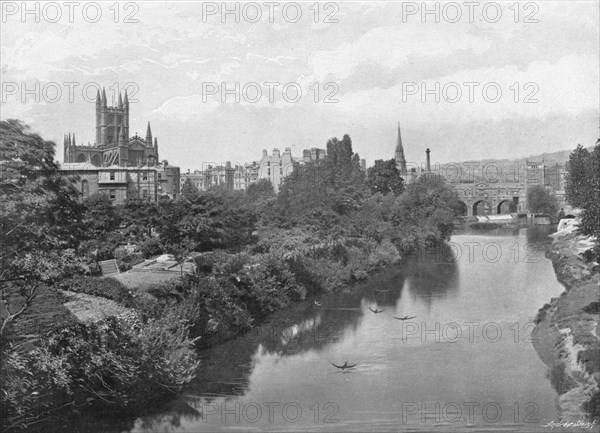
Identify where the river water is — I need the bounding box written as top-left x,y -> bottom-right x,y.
121,226 -> 566,432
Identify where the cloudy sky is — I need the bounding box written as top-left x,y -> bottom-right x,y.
1,1 -> 598,171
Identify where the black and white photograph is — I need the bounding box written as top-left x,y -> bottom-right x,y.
1,1 -> 599,432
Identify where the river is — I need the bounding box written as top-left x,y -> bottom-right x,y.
110,226 -> 567,432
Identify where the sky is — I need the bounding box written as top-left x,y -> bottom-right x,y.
1,1 -> 599,172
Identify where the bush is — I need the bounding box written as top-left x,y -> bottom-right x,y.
58,276 -> 134,307
583,391 -> 600,421
582,301 -> 600,315
240,253 -> 302,314
139,238 -> 163,259
548,362 -> 577,395
535,302 -> 552,325
0,314 -> 199,430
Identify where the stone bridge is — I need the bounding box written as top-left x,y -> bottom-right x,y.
451,181 -> 528,217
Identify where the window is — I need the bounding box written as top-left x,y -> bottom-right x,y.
142,189 -> 148,198
158,173 -> 162,179
268,169 -> 270,176
110,172 -> 115,180
143,173 -> 148,181
280,168 -> 283,175
109,190 -> 116,200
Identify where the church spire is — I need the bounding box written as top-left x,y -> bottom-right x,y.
145,122 -> 153,145
395,122 -> 407,176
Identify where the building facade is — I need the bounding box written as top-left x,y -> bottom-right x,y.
181,162 -> 259,192
181,147 -> 327,194
62,163 -> 159,205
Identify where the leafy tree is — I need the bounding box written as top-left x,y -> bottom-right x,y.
565,144 -> 591,207
0,119 -> 85,338
277,134 -> 366,220
391,175 -> 460,249
158,194 -> 257,253
181,177 -> 200,199
527,185 -> 558,216
367,159 -> 404,195
574,142 -> 600,261
83,193 -> 121,238
120,198 -> 160,240
277,161 -> 329,221
321,135 -> 366,214
246,178 -> 274,200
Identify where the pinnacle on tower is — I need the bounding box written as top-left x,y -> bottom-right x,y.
123,89 -> 129,107
101,87 -> 107,106
118,92 -> 123,109
96,89 -> 101,106
395,122 -> 407,176
72,133 -> 76,146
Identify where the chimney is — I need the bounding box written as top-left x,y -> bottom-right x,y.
273,148 -> 280,158
426,148 -> 431,172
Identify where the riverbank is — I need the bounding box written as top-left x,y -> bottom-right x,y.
533,219 -> 600,421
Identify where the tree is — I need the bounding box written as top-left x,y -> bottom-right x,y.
573,142 -> 600,261
120,198 -> 160,240
0,120 -> 85,338
83,193 -> 122,238
527,185 -> 558,216
367,159 -> 404,195
277,134 -> 367,220
246,179 -> 274,200
565,144 -> 591,207
391,175 -> 460,249
181,177 -> 200,199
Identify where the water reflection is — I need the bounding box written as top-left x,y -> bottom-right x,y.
401,244 -> 460,309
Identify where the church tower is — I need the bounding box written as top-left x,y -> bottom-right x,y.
394,122 -> 407,177
95,87 -> 129,147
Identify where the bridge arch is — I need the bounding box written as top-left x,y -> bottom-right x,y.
473,200 -> 492,216
456,200 -> 468,216
497,199 -> 517,214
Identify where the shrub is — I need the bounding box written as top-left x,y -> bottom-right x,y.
241,253 -> 302,314
139,238 -> 163,259
535,302 -> 552,325
548,362 -> 577,395
0,314 -> 198,430
583,391 -> 600,421
58,276 -> 134,307
582,301 -> 600,315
